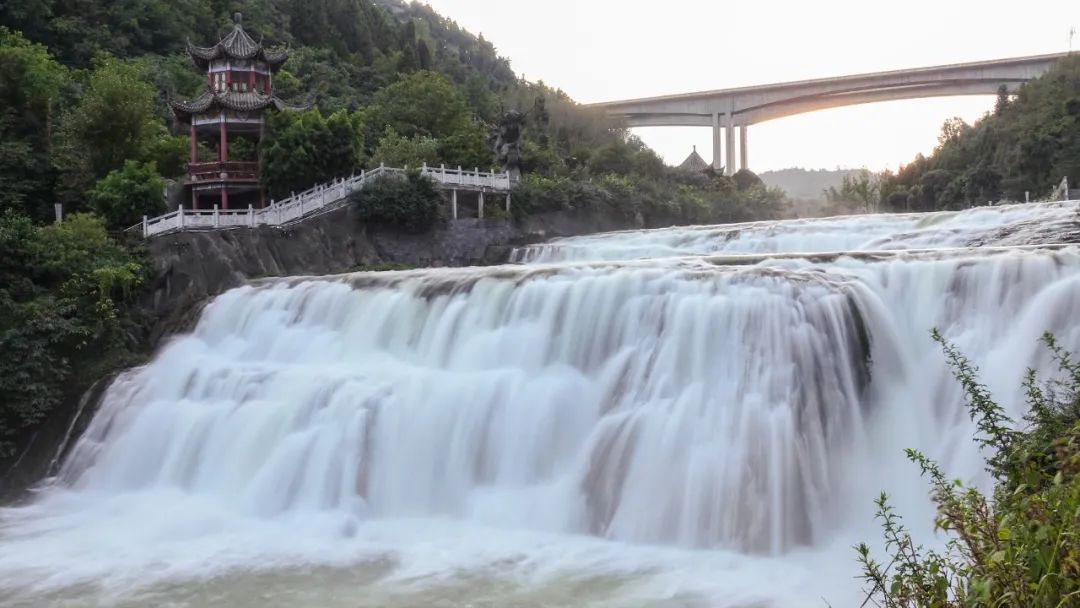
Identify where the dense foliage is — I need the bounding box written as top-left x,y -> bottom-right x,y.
878,57 -> 1080,211
351,171 -> 440,233
858,332 -> 1080,607
261,109 -> 365,200
0,213 -> 145,458
2,0 -> 789,228
89,161 -> 166,228
513,166 -> 785,226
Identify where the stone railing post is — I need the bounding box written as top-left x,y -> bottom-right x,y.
213,204 -> 220,227
178,205 -> 185,231
142,215 -> 148,238
248,204 -> 254,227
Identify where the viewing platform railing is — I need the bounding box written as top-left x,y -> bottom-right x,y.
187,161 -> 260,183
140,164 -> 514,238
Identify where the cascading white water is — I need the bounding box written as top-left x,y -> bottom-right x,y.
2,202 -> 1079,607
511,200 -> 1080,262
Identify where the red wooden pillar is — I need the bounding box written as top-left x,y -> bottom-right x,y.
219,113 -> 229,210
192,190 -> 199,210
258,118 -> 266,208
248,70 -> 255,92
189,124 -> 197,164
219,116 -> 227,162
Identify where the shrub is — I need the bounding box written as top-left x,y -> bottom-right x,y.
369,127 -> 440,168
0,212 -> 145,459
857,331 -> 1080,608
88,160 -> 165,229
352,171 -> 440,233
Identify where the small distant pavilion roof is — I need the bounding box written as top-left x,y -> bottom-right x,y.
170,89 -> 312,122
678,146 -> 710,172
187,14 -> 290,71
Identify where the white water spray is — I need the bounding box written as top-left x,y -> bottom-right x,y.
2,203 -> 1079,607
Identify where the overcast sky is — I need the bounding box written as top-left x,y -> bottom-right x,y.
422,0 -> 1077,172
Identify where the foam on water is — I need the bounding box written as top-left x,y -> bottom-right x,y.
1,203 -> 1079,607
511,200 -> 1080,262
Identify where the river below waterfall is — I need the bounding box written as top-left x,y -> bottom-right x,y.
2,202 -> 1079,607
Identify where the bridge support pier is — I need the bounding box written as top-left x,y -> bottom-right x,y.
478,191 -> 484,219
724,114 -> 736,176
739,126 -> 748,172
711,113 -> 722,172
451,189 -> 458,220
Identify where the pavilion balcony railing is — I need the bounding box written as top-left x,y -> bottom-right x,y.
139,163 -> 516,238
187,161 -> 260,183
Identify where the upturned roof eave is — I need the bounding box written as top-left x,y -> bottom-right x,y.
169,90 -> 313,121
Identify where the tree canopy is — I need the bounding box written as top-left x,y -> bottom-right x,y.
880,57 -> 1080,211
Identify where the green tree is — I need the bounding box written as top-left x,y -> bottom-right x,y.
0,212 -> 144,459
0,28 -> 66,220
366,70 -> 473,140
352,171 -> 440,233
825,169 -> 880,213
880,57 -> 1080,210
88,160 -> 165,229
437,123 -> 492,169
370,127 -> 440,168
937,117 -> 969,148
55,55 -> 164,206
262,108 -> 364,199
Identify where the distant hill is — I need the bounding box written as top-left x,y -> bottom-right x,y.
759,168 -> 864,200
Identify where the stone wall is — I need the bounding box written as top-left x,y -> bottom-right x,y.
141,204 -> 535,344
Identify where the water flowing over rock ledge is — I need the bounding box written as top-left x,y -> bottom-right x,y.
2,201 -> 1080,607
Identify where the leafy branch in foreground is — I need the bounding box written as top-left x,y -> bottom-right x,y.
857,331 -> 1080,608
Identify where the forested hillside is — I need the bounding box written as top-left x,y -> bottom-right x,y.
1,0 -> 784,228
876,56 -> 1080,211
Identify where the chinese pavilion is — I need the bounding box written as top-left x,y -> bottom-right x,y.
170,13 -> 307,209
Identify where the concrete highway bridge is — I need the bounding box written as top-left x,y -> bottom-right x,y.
589,53 -> 1071,175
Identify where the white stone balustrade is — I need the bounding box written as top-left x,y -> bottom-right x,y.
141,165 -> 514,238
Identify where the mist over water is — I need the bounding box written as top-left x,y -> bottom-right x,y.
2,202 -> 1079,607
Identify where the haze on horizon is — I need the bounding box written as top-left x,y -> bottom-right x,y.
421,0 -> 1077,172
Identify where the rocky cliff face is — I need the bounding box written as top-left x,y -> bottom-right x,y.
141,204 -> 646,346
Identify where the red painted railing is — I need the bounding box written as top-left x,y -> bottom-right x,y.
187,161 -> 259,183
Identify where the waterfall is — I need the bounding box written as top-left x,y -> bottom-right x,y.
2,202 -> 1079,607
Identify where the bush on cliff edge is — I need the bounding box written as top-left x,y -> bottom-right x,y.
351,171 -> 440,234
857,332 -> 1080,607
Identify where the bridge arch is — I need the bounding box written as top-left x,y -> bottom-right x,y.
590,53 -> 1069,174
